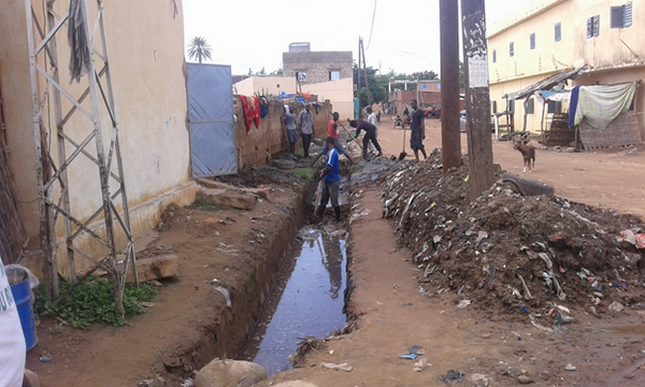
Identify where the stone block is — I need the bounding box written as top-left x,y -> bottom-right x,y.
194,359 -> 267,387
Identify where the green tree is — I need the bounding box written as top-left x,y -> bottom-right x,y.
187,36 -> 212,64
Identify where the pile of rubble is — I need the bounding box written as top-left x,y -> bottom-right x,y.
381,149 -> 645,321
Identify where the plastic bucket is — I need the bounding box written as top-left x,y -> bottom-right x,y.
10,280 -> 38,351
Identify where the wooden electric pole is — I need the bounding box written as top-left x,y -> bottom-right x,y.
359,37 -> 372,107
461,0 -> 495,201
440,0 -> 462,172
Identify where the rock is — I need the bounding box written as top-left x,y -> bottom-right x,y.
194,359 -> 267,387
565,363 -> 577,371
565,147 -> 576,153
24,370 -> 41,387
150,280 -> 163,287
199,189 -> 256,210
608,301 -> 625,312
197,179 -> 270,200
272,382 -> 319,387
125,255 -> 178,283
517,375 -> 532,384
321,362 -> 353,372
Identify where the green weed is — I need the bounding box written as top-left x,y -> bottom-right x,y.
292,168 -> 314,181
34,276 -> 157,329
191,197 -> 223,212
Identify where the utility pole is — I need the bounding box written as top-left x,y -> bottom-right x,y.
360,37 -> 372,107
461,0 -> 495,201
440,0 -> 462,172
357,38 -> 362,99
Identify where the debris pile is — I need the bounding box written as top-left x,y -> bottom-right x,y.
381,149 -> 645,320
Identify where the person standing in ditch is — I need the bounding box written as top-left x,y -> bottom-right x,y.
311,112 -> 353,166
410,99 -> 428,162
284,105 -> 298,157
317,136 -> 342,222
349,119 -> 383,158
298,103 -> 314,158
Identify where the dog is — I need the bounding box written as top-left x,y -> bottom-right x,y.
514,143 -> 535,173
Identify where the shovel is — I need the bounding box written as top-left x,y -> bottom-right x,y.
399,125 -> 407,161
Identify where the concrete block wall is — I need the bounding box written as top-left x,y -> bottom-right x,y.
283,51 -> 353,85
234,98 -> 332,169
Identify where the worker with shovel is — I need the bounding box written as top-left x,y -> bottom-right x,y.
410,99 -> 428,162
317,137 -> 342,222
311,112 -> 354,166
349,119 -> 383,158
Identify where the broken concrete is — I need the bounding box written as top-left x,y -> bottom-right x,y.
125,254 -> 178,283
194,359 -> 267,387
197,179 -> 270,200
198,188 -> 257,210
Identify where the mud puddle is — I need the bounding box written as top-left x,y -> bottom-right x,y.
239,227 -> 348,376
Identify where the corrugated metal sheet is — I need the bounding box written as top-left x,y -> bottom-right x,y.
186,63 -> 237,178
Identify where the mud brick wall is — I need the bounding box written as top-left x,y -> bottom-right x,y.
234,97 -> 332,169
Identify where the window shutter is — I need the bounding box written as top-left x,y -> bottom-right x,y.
493,49 -> 497,63
624,2 -> 633,28
611,6 -> 623,28
555,23 -> 561,42
593,15 -> 600,37
509,42 -> 514,57
586,17 -> 593,38
530,33 -> 536,50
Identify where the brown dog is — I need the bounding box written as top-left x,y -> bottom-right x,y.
514,143 -> 535,173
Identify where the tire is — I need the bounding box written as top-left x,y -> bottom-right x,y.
273,159 -> 296,170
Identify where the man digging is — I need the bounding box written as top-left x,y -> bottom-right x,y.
317,137 -> 342,222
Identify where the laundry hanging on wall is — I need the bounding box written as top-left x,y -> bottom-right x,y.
239,95 -> 260,133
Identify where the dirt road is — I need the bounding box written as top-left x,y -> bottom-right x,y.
375,115 -> 645,219
258,189 -> 645,387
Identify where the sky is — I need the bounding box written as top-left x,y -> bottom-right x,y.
183,0 -> 531,76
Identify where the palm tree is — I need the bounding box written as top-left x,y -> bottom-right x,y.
187,36 -> 212,64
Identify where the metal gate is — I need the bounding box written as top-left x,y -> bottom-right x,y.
186,63 -> 237,178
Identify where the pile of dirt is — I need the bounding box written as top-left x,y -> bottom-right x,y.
381,149 -> 645,322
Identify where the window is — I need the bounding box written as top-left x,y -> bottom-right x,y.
493,49 -> 497,63
530,33 -> 536,50
526,98 -> 535,115
547,101 -> 561,114
509,42 -> 514,57
329,71 -> 340,81
492,100 -> 497,114
611,2 -> 632,28
296,72 -> 307,82
555,22 -> 562,42
586,15 -> 600,38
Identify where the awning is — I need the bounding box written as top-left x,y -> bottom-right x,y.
505,66 -> 587,100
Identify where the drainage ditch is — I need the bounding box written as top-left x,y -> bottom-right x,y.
239,226 -> 348,376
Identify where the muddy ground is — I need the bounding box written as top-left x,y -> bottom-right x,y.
25,116 -> 645,387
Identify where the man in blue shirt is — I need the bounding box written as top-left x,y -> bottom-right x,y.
317,137 -> 341,221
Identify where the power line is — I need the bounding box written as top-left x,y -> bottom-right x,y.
366,0 -> 378,50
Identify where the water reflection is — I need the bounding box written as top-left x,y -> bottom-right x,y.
239,228 -> 347,376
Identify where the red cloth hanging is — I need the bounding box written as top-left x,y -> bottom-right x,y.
239,95 -> 260,133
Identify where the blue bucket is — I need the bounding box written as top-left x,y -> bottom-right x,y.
10,280 -> 38,351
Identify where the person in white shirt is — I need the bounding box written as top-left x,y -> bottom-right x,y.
366,106 -> 379,152
0,257 -> 27,387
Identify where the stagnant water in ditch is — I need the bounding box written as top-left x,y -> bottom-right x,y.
239,226 -> 348,376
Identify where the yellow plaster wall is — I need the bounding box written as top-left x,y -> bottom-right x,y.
0,1 -> 194,275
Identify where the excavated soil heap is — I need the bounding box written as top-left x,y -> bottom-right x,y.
381,149 -> 645,321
